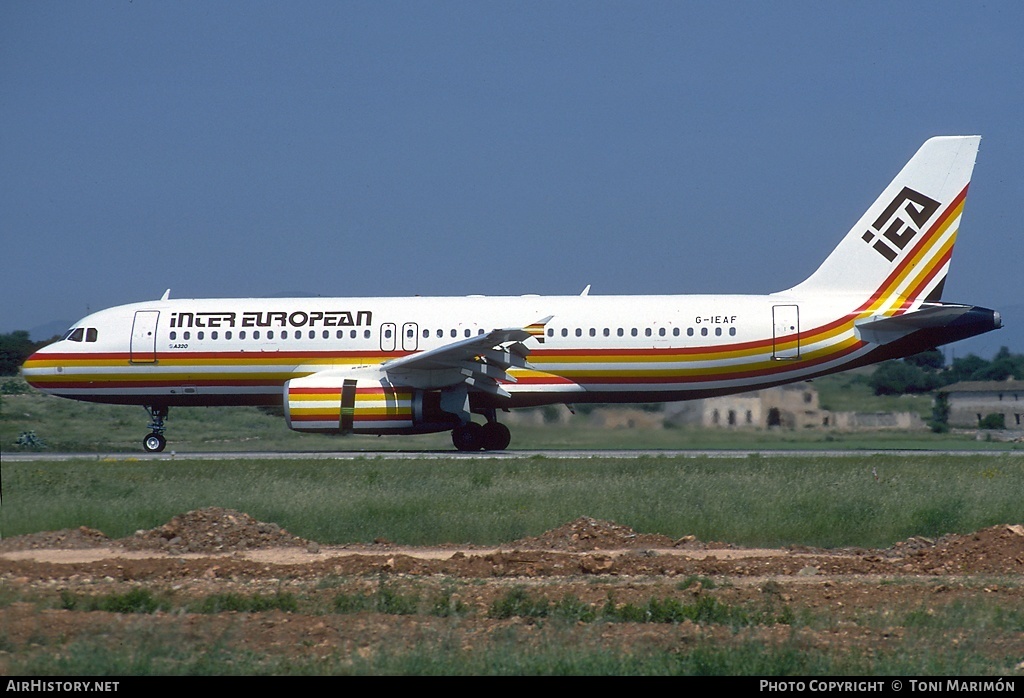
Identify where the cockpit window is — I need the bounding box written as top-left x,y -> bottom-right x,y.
63,327 -> 97,342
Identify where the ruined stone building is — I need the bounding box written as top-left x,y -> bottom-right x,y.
937,379 -> 1024,429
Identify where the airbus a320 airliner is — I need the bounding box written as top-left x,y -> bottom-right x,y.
23,136 -> 1001,452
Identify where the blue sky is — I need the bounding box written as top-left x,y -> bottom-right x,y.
2,1 -> 1021,358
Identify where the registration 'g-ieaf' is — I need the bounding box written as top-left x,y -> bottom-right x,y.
24,137 -> 1001,452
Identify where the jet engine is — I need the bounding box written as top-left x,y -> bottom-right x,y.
283,373 -> 458,435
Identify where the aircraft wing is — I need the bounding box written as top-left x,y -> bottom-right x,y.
381,317 -> 552,397
854,304 -> 978,345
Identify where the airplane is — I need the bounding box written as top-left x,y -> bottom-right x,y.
22,136 -> 1001,453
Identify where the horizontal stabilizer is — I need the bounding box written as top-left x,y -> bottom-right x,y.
854,304 -> 978,345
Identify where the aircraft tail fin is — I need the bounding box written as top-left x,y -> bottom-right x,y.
785,136 -> 980,307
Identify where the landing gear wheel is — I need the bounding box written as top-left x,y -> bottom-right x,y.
452,422 -> 483,451
143,406 -> 169,453
143,432 -> 167,453
481,422 -> 511,451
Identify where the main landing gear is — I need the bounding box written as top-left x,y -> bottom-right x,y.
451,420 -> 511,452
143,405 -> 169,453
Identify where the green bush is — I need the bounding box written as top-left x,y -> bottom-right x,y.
488,587 -> 550,619
978,413 -> 1005,430
60,588 -> 166,614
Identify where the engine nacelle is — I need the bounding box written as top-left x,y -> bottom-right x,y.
283,373 -> 457,435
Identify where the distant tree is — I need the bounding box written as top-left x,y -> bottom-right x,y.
904,348 -> 945,371
929,392 -> 950,433
870,347 -> 1024,397
869,360 -> 939,396
943,354 -> 989,384
0,331 -> 36,376
0,331 -> 59,376
938,347 -> 1024,385
969,346 -> 1024,381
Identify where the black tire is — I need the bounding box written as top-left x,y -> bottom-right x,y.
143,432 -> 167,453
451,422 -> 483,451
481,422 -> 511,451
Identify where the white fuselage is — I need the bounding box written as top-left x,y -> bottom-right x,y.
23,290 -> 883,407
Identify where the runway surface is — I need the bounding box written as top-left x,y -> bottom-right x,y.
5,449 -> 1021,462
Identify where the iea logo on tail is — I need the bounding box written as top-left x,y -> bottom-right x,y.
861,186 -> 940,261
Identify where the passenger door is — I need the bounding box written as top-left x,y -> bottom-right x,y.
772,305 -> 800,360
130,310 -> 160,363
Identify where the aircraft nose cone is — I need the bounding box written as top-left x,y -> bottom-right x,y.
21,350 -> 52,390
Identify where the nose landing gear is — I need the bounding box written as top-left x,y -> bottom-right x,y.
143,406 -> 169,452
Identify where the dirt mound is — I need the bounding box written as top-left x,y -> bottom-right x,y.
509,516 -> 683,551
888,524 -> 1024,575
117,507 -> 310,554
4,511 -> 1022,575
0,526 -> 110,552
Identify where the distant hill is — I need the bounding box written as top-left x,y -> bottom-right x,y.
27,320 -> 72,343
